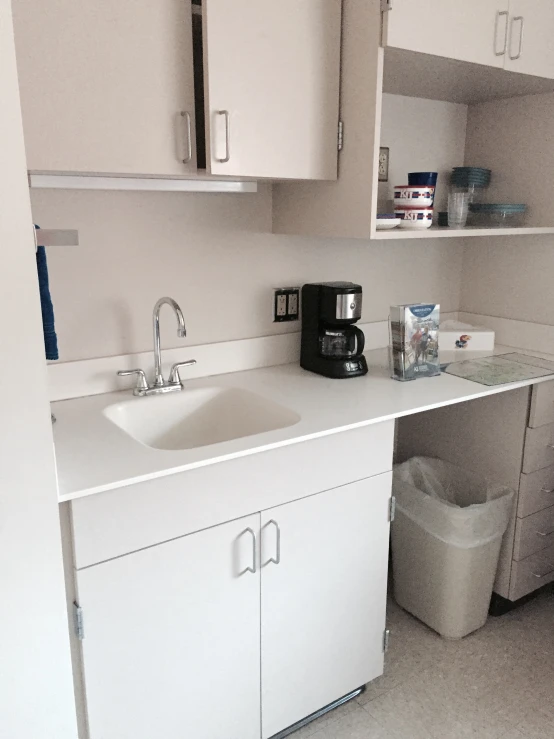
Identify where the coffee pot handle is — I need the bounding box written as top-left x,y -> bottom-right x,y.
353,326 -> 365,355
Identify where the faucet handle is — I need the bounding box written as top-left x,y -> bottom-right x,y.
168,359 -> 197,386
117,369 -> 149,395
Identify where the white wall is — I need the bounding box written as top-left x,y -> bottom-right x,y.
461,236 -> 554,329
0,2 -> 77,737
378,93 -> 468,213
30,185 -> 464,362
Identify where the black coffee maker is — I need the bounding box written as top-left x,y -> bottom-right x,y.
300,282 -> 368,378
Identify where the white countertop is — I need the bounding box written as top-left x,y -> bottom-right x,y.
52,345 -> 554,502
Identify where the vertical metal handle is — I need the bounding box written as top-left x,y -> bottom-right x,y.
180,111 -> 193,164
263,520 -> 281,566
241,528 -> 257,574
494,10 -> 509,56
215,110 -> 230,163
509,15 -> 524,60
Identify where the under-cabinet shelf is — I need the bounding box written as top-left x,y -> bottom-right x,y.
28,174 -> 258,194
374,226 -> 554,241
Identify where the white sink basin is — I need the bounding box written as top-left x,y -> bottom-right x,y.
103,386 -> 300,451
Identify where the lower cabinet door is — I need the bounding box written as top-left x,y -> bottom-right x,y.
76,514 -> 261,739
260,473 -> 392,739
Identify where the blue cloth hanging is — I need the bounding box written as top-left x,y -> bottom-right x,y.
35,228 -> 59,361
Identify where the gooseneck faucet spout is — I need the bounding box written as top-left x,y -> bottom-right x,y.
153,297 -> 187,387
117,296 -> 196,396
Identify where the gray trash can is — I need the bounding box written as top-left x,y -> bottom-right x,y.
392,457 -> 514,639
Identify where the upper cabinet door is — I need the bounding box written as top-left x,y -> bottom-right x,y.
203,0 -> 342,180
504,0 -> 554,79
12,0 -> 196,175
383,0 -> 509,69
260,474 -> 392,739
76,514 -> 261,739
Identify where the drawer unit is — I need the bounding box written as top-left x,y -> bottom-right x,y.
529,380 -> 554,428
522,423 -> 554,473
510,542 -> 554,601
70,422 -> 395,569
518,467 -> 554,517
513,505 -> 554,561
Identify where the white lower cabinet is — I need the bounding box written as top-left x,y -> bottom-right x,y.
74,473 -> 392,739
76,514 -> 262,739
260,474 -> 392,739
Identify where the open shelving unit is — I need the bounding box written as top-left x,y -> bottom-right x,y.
272,2 -> 554,243
376,226 -> 554,241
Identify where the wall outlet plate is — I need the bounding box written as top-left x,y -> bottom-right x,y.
379,147 -> 389,182
273,287 -> 300,322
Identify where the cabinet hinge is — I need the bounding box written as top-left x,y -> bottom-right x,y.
337,120 -> 344,152
381,0 -> 392,11
73,602 -> 85,641
389,496 -> 396,523
383,629 -> 391,653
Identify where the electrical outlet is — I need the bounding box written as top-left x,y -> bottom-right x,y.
273,287 -> 300,322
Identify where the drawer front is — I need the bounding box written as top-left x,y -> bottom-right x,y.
71,422 -> 394,569
513,505 -> 554,561
510,542 -> 554,601
529,380 -> 554,428
518,467 -> 554,517
522,424 -> 554,473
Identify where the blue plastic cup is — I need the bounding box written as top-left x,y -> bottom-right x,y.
408,172 -> 438,187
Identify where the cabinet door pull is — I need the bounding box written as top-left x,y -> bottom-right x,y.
541,487 -> 554,493
215,110 -> 231,163
536,529 -> 554,537
532,568 -> 554,579
494,10 -> 509,56
241,528 -> 257,575
509,15 -> 524,60
263,519 -> 281,566
180,111 -> 193,164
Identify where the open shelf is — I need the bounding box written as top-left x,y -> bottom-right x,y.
374,226 -> 554,240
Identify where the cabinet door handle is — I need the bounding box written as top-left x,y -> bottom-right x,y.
532,568 -> 554,579
180,111 -> 193,164
541,487 -> 554,493
263,519 -> 281,566
215,110 -> 230,163
509,15 -> 524,60
240,528 -> 257,575
536,529 -> 554,537
494,10 -> 509,57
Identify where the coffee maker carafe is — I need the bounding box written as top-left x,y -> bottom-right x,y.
300,282 -> 368,378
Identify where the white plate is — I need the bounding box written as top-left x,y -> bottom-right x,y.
376,219 -> 401,230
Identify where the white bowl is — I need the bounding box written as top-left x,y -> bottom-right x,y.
395,208 -> 433,229
394,186 -> 435,209
376,218 -> 401,230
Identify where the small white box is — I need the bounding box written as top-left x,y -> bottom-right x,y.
439,321 -> 495,352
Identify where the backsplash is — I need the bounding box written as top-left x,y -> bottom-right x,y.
31,185 -> 463,363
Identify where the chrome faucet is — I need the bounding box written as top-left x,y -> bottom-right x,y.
117,297 -> 196,396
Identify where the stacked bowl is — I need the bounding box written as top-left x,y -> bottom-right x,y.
394,172 -> 437,230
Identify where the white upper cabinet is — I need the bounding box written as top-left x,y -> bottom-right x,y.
260,475 -> 392,739
76,514 -> 261,739
12,0 -> 197,176
203,0 -> 342,180
504,0 -> 554,79
382,0 -> 509,69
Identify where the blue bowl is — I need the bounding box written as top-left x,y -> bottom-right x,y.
408,172 -> 438,187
